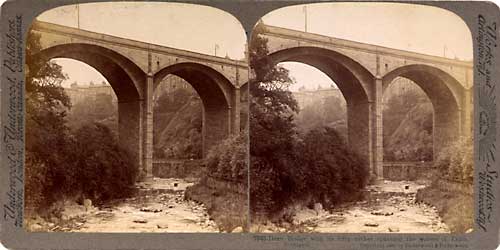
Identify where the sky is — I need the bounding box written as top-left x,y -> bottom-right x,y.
37,2 -> 473,90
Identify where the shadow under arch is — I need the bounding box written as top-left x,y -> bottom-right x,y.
32,42 -> 148,171
153,62 -> 236,155
262,46 -> 375,163
382,64 -> 468,157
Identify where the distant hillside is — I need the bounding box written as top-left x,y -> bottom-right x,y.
383,79 -> 434,162
153,88 -> 202,159
64,84 -> 118,134
292,88 -> 347,138
384,102 -> 433,161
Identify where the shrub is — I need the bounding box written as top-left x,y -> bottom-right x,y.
434,137 -> 473,184
205,131 -> 248,182
25,122 -> 138,215
297,127 -> 369,207
72,122 -> 138,203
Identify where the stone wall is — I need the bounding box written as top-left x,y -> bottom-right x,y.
383,162 -> 436,181
204,176 -> 247,195
152,159 -> 206,178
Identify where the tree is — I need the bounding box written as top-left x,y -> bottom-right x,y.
249,23 -> 300,216
298,127 -> 368,208
25,30 -> 74,212
249,23 -> 369,220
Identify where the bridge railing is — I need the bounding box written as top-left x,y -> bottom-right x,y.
382,161 -> 436,181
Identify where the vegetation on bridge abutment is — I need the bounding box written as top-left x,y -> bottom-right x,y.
185,131 -> 249,233
249,24 -> 369,224
25,30 -> 138,223
416,138 -> 473,233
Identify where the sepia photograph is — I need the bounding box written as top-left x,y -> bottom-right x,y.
249,2 -> 474,233
23,2 -> 249,233
0,0 -> 499,249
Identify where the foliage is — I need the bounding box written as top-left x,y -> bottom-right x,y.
434,137 -> 473,183
296,127 -> 368,208
25,30 -> 137,215
205,131 -> 248,182
25,30 -> 73,211
249,24 -> 301,216
72,123 -> 137,203
249,24 -> 368,218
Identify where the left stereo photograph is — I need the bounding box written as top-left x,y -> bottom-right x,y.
24,2 -> 249,233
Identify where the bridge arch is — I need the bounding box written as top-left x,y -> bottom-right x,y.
153,62 -> 235,155
34,43 -> 145,101
382,64 -> 468,157
264,46 -> 375,163
33,42 -> 147,172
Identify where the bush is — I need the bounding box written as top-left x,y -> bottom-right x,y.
25,122 -> 138,215
205,132 -> 248,182
297,127 -> 369,207
434,137 -> 473,184
72,122 -> 138,203
250,126 -> 369,218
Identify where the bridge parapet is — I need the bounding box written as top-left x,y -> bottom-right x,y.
30,20 -> 248,88
260,24 -> 473,89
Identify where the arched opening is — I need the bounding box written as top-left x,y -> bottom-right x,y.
154,62 -> 233,157
383,64 -> 465,159
34,43 -> 145,169
382,77 -> 433,162
265,46 -> 373,161
52,58 -> 118,134
278,62 -> 347,138
152,75 -> 203,161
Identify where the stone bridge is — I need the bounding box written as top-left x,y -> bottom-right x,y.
259,24 -> 473,179
30,21 -> 248,180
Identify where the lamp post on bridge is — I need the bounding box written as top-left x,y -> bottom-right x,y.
215,44 -> 219,57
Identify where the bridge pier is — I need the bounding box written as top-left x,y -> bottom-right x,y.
371,77 -> 384,180
118,100 -> 143,178
231,88 -> 241,134
434,109 -> 461,158
142,74 -> 155,181
461,89 -> 473,139
347,101 -> 370,175
202,105 -> 231,157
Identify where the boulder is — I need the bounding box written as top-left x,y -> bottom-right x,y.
232,226 -> 244,233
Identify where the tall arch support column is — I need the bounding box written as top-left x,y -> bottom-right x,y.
347,101 -> 370,173
118,100 -> 143,177
461,89 -> 473,139
371,77 -> 384,180
232,88 -> 241,134
142,74 -> 154,180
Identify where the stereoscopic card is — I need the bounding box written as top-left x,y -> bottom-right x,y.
0,0 -> 499,249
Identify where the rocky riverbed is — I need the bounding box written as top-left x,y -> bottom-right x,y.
28,178 -> 219,233
252,180 -> 450,233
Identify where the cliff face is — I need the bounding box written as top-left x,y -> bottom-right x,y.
384,102 -> 433,161
153,94 -> 202,159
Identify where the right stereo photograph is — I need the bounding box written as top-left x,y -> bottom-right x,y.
249,2 -> 474,233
